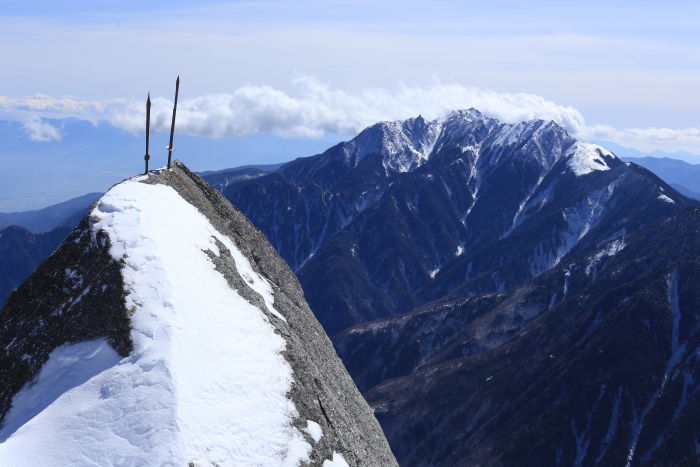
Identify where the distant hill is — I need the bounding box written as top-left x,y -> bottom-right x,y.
0,224 -> 72,307
597,140 -> 700,164
198,164 -> 285,192
622,156 -> 700,200
0,192 -> 101,233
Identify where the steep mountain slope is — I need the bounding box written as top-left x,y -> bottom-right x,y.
348,207 -> 700,465
0,192 -> 101,232
0,225 -> 71,307
227,110 -> 693,335
0,162 -> 395,466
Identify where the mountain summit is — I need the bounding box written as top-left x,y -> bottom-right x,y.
227,109 -> 681,334
0,162 -> 396,466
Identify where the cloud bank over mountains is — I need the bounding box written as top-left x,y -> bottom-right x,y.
2,77 -> 699,154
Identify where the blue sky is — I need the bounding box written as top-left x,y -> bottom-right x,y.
1,0 -> 700,210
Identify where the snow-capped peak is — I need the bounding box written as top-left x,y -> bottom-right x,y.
380,116 -> 442,173
0,176 -> 310,465
0,162 -> 398,465
344,115 -> 442,174
341,109 -> 619,180
445,108 -> 489,122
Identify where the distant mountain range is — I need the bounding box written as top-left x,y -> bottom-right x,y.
198,164 -> 283,192
0,193 -> 100,306
0,192 -> 101,233
622,156 -> 700,200
0,225 -> 73,308
595,140 -> 700,164
2,110 -> 700,464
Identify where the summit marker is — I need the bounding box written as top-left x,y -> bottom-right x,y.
166,76 -> 179,169
144,93 -> 151,175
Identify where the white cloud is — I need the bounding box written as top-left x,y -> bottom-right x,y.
0,77 -> 587,136
0,95 -> 115,122
581,124 -> 700,153
2,78 -> 700,154
21,115 -> 63,142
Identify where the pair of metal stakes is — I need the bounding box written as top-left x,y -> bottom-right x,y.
144,76 -> 180,174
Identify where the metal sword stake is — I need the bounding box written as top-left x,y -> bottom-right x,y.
145,93 -> 151,175
166,76 -> 179,169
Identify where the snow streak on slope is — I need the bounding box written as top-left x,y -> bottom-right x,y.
0,178 -> 309,466
379,119 -> 442,174
626,270 -> 687,466
585,239 -> 626,275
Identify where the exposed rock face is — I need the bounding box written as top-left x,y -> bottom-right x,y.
0,161 -> 395,466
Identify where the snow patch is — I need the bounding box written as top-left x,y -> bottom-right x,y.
557,183 -> 617,265
626,270 -> 687,466
323,452 -> 350,467
347,117 -> 442,174
658,193 -> 675,204
304,420 -> 323,443
0,340 -> 121,444
585,239 -> 626,275
566,142 -> 613,176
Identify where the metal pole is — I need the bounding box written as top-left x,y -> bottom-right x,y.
166,76 -> 179,169
145,93 -> 151,175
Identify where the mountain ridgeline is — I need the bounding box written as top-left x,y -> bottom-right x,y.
225,110 -> 685,335
218,109 -> 700,465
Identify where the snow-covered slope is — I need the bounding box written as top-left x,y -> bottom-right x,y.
0,162 -> 395,466
343,110 -> 614,178
344,115 -> 442,174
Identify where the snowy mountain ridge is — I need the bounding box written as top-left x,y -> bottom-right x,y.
341,109 -> 615,177
228,110 -> 683,336
0,162 -> 396,466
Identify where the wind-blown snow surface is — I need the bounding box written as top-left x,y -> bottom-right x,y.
566,141 -> 613,176
0,177 -> 310,465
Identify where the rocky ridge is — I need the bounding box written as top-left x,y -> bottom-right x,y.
0,161 -> 395,466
